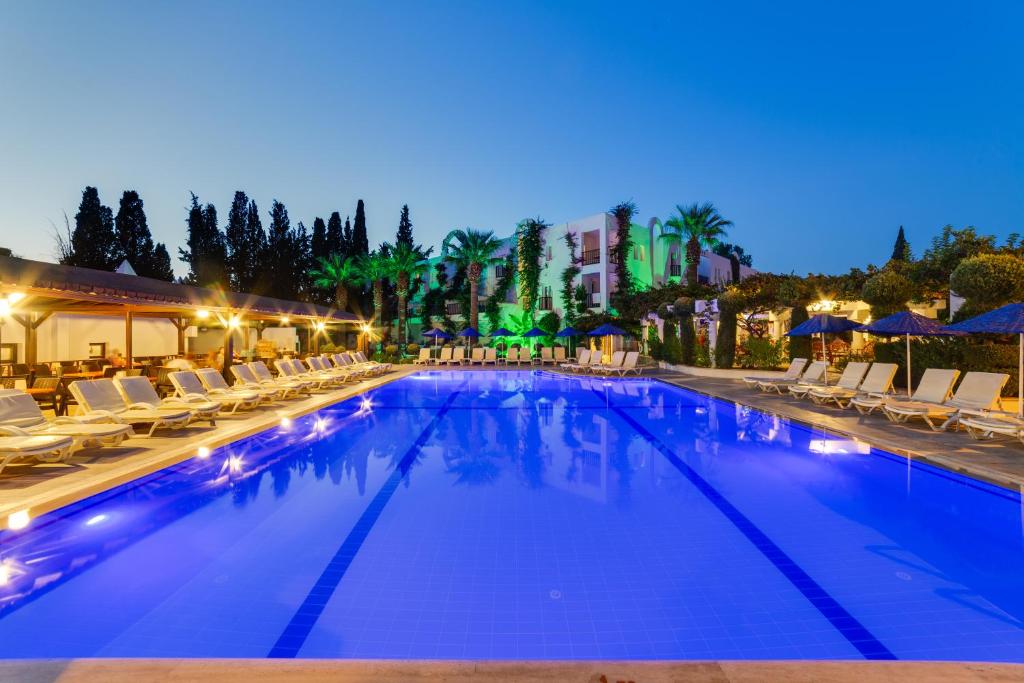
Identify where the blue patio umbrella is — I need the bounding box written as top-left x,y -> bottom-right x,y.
858,311 -> 963,397
422,327 -> 452,351
946,303 -> 1024,416
457,327 -> 480,348
588,323 -> 626,336
490,327 -> 514,337
786,314 -> 861,385
522,327 -> 546,357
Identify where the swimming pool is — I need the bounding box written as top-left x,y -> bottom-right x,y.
0,370 -> 1021,661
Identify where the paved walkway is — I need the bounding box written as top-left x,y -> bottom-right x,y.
649,370 -> 1024,492
0,659 -> 1020,682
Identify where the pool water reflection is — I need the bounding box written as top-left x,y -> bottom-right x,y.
0,370 -> 1021,661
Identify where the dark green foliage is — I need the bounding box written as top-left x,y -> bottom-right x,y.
913,225 -> 997,298
712,243 -> 751,282
263,201 -> 312,300
65,186 -> 118,270
150,243 -> 175,282
679,316 -> 696,365
484,253 -> 516,332
875,338 -> 1019,396
789,306 -> 811,360
574,283 -> 589,318
180,193 -> 228,287
662,320 -> 682,364
113,190 -> 173,280
311,217 -> 329,261
647,324 -> 663,360
950,253 -> 1024,318
396,204 -> 413,248
861,267 -> 914,319
326,212 -> 344,256
537,310 -> 560,344
225,192 -> 266,294
608,200 -> 637,308
738,337 -> 787,369
891,226 -> 911,261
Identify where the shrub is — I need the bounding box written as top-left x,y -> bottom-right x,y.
789,306 -> 811,360
662,320 -> 682,364
647,324 -> 663,360
737,337 -> 787,369
861,268 -> 914,319
874,337 -> 1019,395
406,343 -> 420,356
680,316 -> 696,365
950,253 -> 1024,318
715,290 -> 745,369
694,336 -> 711,367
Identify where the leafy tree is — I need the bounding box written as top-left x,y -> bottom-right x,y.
358,250 -> 391,328
673,297 -> 697,365
180,193 -> 228,287
560,231 -> 582,325
712,242 -> 752,282
515,218 -> 546,317
442,228 -> 503,331
715,290 -> 745,368
662,317 -> 682,364
891,225 -> 912,261
309,253 -> 359,310
862,267 -> 914,319
913,225 -> 996,298
950,254 -> 1024,318
659,202 -> 732,287
225,192 -> 266,293
386,241 -> 433,342
396,204 -> 413,248
608,200 -> 637,307
574,283 -> 589,319
65,186 -> 118,270
326,212 -> 344,256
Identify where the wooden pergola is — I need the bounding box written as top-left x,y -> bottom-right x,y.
0,254 -> 364,376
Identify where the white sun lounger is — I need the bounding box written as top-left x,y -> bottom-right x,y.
743,358 -> 807,389
275,359 -> 334,390
69,379 -> 192,437
598,351 -> 642,376
808,363 -> 897,409
482,348 -> 497,365
850,368 -> 960,416
0,429 -> 74,474
171,371 -> 261,413
0,389 -> 132,452
758,361 -> 827,394
250,361 -> 311,395
539,347 -> 554,365
791,362 -> 868,400
883,371 -> 1008,431
331,354 -> 373,378
436,347 -> 454,365
413,348 -> 431,365
469,348 -> 485,365
114,376 -> 221,426
561,349 -> 591,372
353,351 -> 390,372
451,347 -> 466,365
554,347 -> 567,363
203,367 -> 278,404
595,351 -> 626,375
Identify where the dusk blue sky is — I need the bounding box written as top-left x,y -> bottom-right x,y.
2,2 -> 1021,277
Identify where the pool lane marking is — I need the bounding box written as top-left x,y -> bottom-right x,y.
267,391 -> 461,658
593,391 -> 896,661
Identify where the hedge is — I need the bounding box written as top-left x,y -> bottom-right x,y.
874,337 -> 1019,396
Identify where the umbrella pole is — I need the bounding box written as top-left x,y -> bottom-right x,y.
822,332 -> 828,386
906,334 -> 912,397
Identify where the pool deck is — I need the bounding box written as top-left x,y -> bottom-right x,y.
0,365 -> 421,526
1,659 -> 1021,682
648,370 -> 1024,493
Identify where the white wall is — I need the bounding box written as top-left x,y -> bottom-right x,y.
1,314 -> 179,362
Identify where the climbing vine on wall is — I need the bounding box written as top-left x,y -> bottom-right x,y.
516,217 -> 546,320
609,200 -> 637,312
484,253 -> 516,332
560,230 -> 582,325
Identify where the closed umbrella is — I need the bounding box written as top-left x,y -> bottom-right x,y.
786,314 -> 861,386
946,303 -> 1024,417
556,326 -> 580,356
858,311 -> 963,397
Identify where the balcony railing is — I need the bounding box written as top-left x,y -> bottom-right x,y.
445,301 -> 462,316
538,296 -> 553,311
669,263 -> 681,277
587,292 -> 602,308
581,248 -> 601,266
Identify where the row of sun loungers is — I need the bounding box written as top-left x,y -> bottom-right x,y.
560,350 -> 642,376
413,346 -> 570,366
745,357 -> 1012,435
0,351 -> 391,474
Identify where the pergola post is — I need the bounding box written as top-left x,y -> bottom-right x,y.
13,312 -> 52,367
125,311 -> 134,368
171,317 -> 187,356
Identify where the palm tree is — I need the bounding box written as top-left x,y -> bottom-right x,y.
357,250 -> 391,330
658,202 -> 732,287
385,241 -> 433,343
308,253 -> 359,311
442,228 -> 503,330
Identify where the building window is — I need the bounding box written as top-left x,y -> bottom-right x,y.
539,286 -> 553,311
495,264 -> 507,279
445,301 -> 462,316
669,259 -> 681,277
545,245 -> 553,261
582,248 -> 601,266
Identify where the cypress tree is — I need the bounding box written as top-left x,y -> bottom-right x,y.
150,243 -> 176,282
352,200 -> 369,256
292,220 -> 313,302
310,217 -> 329,263
114,190 -> 164,277
224,192 -> 266,294
326,212 -> 343,255
180,193 -> 228,287
342,216 -> 354,255
66,186 -> 118,270
396,204 -> 413,248
265,200 -> 292,299
891,226 -> 911,261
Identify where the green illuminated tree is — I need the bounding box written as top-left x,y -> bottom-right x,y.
442,228 -> 503,330
659,202 -> 732,287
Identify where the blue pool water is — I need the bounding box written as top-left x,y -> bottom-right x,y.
0,370 -> 1022,661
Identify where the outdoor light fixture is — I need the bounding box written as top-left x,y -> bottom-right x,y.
0,300 -> 9,316
197,446 -> 211,459
7,510 -> 30,530
280,316 -> 290,325
228,315 -> 241,329
196,309 -> 210,319
280,416 -> 292,428
316,321 -> 326,332
361,323 -> 371,334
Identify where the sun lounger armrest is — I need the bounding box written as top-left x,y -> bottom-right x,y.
83,409 -> 125,423
168,395 -> 205,404
0,425 -> 31,437
127,402 -> 157,411
52,416 -> 90,425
